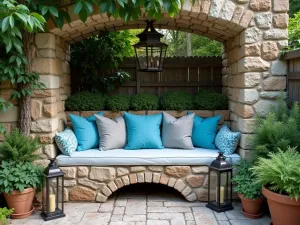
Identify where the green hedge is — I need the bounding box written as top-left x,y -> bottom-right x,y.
65,90 -> 228,111
130,93 -> 159,110
65,91 -> 106,111
106,95 -> 131,111
160,91 -> 194,111
194,90 -> 228,110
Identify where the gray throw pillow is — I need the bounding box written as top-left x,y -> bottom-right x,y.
95,115 -> 126,151
162,112 -> 195,149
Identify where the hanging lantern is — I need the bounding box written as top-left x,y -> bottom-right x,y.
41,159 -> 65,221
206,152 -> 233,213
134,20 -> 168,72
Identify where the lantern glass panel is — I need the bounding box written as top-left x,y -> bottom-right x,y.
209,170 -> 218,203
42,176 -> 64,221
135,44 -> 167,72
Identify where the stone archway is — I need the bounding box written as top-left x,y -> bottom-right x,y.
26,0 -> 289,166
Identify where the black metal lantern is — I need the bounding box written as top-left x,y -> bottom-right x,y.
41,159 -> 65,221
206,152 -> 233,213
133,20 -> 168,72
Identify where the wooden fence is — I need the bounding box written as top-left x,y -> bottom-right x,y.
71,56 -> 223,96
284,49 -> 300,102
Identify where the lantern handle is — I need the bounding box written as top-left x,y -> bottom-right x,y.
145,19 -> 156,32
216,152 -> 226,161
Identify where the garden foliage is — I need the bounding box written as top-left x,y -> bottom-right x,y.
130,93 -> 159,110
106,95 -> 131,111
194,90 -> 228,110
65,91 -> 106,111
160,91 -> 194,110
252,99 -> 300,161
0,160 -> 43,194
252,148 -> 300,200
0,207 -> 13,225
289,11 -> 300,50
0,129 -> 41,162
232,159 -> 261,199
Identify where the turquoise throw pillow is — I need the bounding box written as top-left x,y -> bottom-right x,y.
215,126 -> 241,155
55,128 -> 78,156
189,113 -> 221,149
124,112 -> 163,150
70,112 -> 103,151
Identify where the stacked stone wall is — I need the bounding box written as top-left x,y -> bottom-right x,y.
60,166 -> 213,203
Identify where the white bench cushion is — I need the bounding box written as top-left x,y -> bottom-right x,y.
56,148 -> 241,166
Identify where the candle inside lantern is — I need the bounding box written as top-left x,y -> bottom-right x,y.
49,193 -> 56,212
216,186 -> 225,204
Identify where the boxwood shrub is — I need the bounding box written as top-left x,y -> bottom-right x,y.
65,91 -> 106,111
106,94 -> 130,111
160,91 -> 194,111
194,90 -> 228,110
130,93 -> 159,110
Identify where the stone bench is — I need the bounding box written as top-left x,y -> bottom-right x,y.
56,148 -> 240,203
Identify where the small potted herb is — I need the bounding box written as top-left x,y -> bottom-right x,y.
0,207 -> 14,225
232,159 -> 263,219
252,148 -> 300,225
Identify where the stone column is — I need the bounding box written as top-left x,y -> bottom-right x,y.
226,0 -> 288,160
31,33 -> 70,167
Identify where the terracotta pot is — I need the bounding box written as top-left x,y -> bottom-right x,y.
263,186 -> 300,225
238,194 -> 263,219
4,187 -> 36,219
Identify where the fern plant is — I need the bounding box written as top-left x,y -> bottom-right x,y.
252,147 -> 300,200
252,98 -> 300,161
0,129 -> 41,162
232,159 -> 261,199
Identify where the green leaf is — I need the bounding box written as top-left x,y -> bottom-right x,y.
79,10 -> 88,22
31,12 -> 46,23
49,6 -> 59,17
9,15 -> 14,28
14,12 -> 27,24
83,1 -> 93,14
74,1 -> 83,14
41,6 -> 49,15
2,17 -> 9,32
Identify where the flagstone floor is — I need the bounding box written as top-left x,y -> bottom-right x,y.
10,184 -> 271,225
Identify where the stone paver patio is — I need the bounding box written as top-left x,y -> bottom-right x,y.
10,184 -> 271,225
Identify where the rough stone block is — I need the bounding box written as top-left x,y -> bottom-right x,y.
117,167 -> 129,176
89,167 -> 116,182
31,100 -> 42,120
39,75 -> 60,89
131,166 -> 146,172
186,175 -> 204,188
78,166 -> 89,177
43,103 -> 57,118
242,27 -> 262,44
115,178 -> 124,188
271,60 -> 287,76
78,178 -> 105,190
186,192 -> 197,202
238,57 -> 270,72
263,77 -> 286,91
35,33 -> 55,49
181,187 -> 192,197
61,167 -> 77,178
102,186 -> 112,196
159,174 -> 169,185
69,186 -> 95,201
249,0 -> 271,11
239,10 -> 254,28
240,133 -> 254,149
137,172 -> 145,183
129,173 -> 138,184
237,118 -> 256,133
239,89 -> 259,104
195,188 -> 208,201
263,29 -> 288,40
174,179 -> 186,192
108,181 -> 118,192
32,58 -> 63,75
145,172 -> 153,183
122,175 -> 130,186
262,41 -> 279,61
192,166 -> 209,174
43,144 -> 58,159
31,118 -> 58,132
96,193 -> 108,203
253,100 -> 277,116
165,166 -> 191,178
209,0 -> 225,18
148,166 -> 163,172
254,13 -> 272,29
152,173 -> 161,183
273,0 -> 289,12
273,14 -> 289,28
33,89 -> 56,98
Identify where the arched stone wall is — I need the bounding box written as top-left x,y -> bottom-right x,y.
61,166 -> 211,203
25,0 -> 289,167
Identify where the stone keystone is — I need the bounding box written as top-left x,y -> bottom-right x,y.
165,166 -> 191,178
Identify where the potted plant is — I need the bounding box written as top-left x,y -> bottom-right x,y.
0,207 -> 14,225
0,129 -> 43,219
252,147 -> 300,225
232,159 -> 263,219
0,161 -> 43,219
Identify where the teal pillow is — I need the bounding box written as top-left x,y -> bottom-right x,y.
70,112 -> 103,151
189,113 -> 221,149
215,126 -> 240,155
124,112 -> 163,150
55,128 -> 78,156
